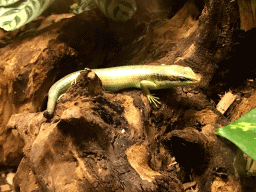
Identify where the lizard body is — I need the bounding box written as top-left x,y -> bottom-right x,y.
43,65 -> 200,119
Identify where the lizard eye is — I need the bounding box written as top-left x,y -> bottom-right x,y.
179,76 -> 190,81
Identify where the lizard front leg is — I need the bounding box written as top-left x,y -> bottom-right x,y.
140,80 -> 161,108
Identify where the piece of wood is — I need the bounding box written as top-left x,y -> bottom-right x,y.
216,91 -> 237,114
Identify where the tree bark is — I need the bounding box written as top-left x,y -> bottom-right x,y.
0,0 -> 255,191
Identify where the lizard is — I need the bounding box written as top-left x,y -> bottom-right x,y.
43,65 -> 201,119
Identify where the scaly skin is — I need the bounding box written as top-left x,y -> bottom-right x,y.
43,65 -> 201,119
43,70 -> 83,119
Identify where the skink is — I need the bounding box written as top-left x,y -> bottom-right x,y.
43,65 -> 201,119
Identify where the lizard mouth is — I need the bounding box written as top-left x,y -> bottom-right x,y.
171,74 -> 201,83
178,76 -> 193,81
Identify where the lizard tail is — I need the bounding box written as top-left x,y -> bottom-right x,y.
43,110 -> 54,119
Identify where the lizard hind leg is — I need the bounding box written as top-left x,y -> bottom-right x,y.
58,93 -> 65,101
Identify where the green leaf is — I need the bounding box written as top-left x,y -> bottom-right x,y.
31,0 -> 37,8
25,5 -> 33,20
0,0 -> 53,31
0,9 -> 19,17
215,107 -> 256,161
71,0 -> 97,14
37,0 -> 44,8
0,0 -> 19,6
2,20 -> 12,26
14,15 -> 20,25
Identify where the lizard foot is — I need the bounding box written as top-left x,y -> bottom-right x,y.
71,78 -> 77,85
147,94 -> 161,108
58,93 -> 65,101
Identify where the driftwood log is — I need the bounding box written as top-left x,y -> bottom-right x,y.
0,0 -> 256,191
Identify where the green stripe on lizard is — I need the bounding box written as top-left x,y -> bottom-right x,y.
43,65 -> 201,119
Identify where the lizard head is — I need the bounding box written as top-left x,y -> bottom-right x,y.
169,65 -> 201,86
153,65 -> 201,88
